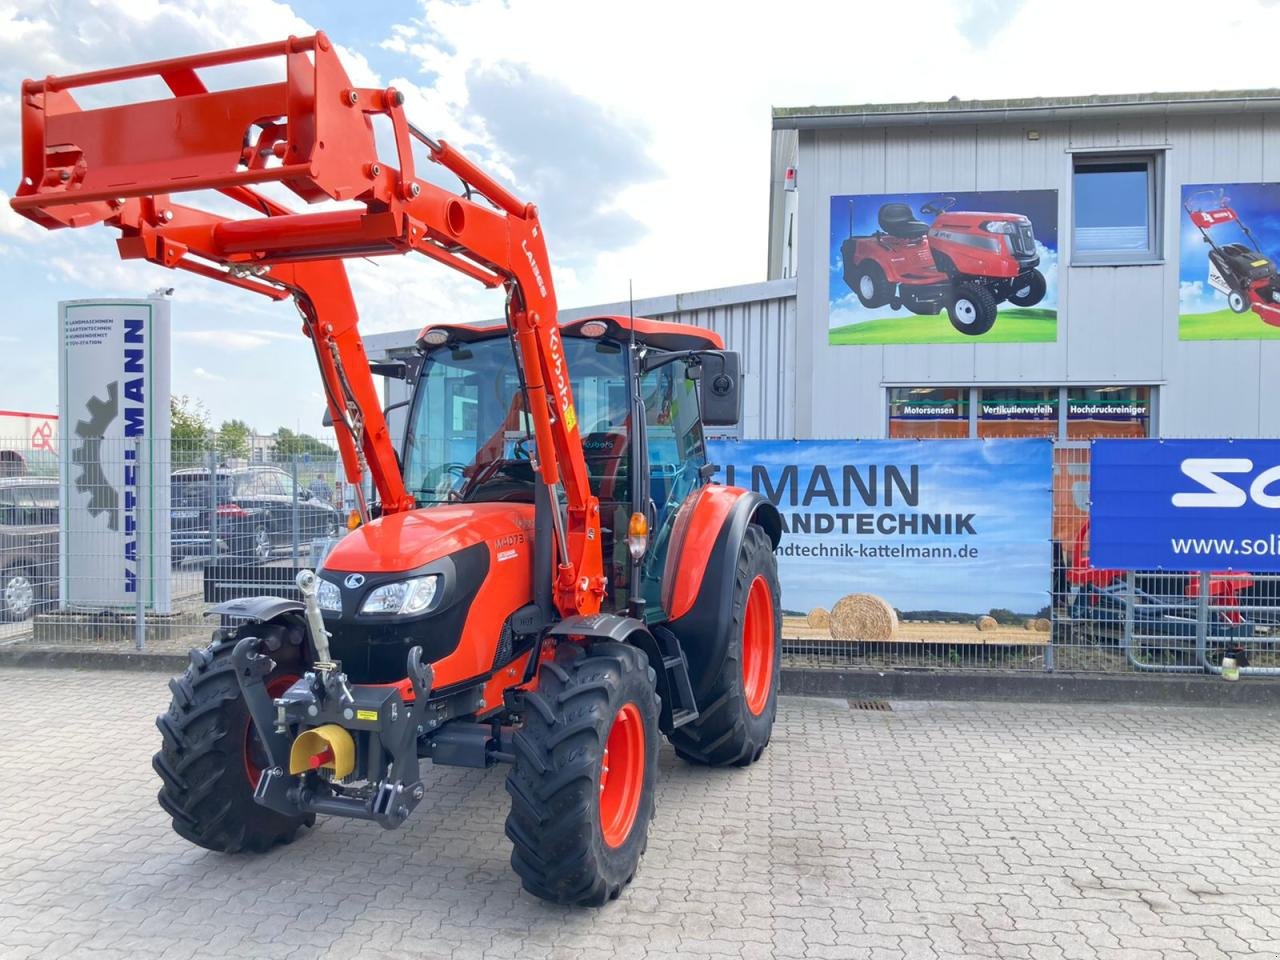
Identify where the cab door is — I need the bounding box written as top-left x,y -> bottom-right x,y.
637,361 -> 707,620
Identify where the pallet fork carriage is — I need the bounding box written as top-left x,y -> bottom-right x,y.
13,33 -> 782,905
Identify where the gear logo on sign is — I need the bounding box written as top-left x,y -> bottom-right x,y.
71,381 -> 120,532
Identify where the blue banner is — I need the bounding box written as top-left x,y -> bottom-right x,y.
706,439 -> 1052,618
1091,439 -> 1280,571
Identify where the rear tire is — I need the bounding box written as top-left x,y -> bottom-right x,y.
947,283 -> 998,335
851,261 -> 892,308
505,642 -> 660,906
153,623 -> 311,853
668,524 -> 782,767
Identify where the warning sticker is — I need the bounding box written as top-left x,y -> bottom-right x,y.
563,403 -> 577,432
356,709 -> 378,722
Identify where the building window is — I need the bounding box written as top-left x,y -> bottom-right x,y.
1072,154 -> 1161,264
977,388 -> 1058,438
1066,386 -> 1151,438
887,388 -> 968,438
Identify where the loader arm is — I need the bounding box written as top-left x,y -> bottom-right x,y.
11,32 -> 605,616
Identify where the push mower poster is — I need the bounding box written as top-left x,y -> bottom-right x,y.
707,439 -> 1052,634
827,189 -> 1058,345
1179,182 -> 1280,340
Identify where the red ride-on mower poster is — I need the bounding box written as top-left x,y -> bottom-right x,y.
828,189 -> 1058,344
1179,182 -> 1280,339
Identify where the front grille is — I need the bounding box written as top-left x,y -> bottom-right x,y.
1010,223 -> 1036,257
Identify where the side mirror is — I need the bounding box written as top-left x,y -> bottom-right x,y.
695,351 -> 742,427
298,488 -> 312,501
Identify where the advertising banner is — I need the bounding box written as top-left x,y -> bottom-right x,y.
1091,439 -> 1280,572
1179,182 -> 1280,340
828,189 -> 1058,345
59,299 -> 172,612
707,439 -> 1052,620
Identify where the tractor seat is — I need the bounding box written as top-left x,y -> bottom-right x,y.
878,202 -> 929,239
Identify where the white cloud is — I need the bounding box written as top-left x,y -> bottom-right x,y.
192,367 -> 225,382
175,328 -> 294,351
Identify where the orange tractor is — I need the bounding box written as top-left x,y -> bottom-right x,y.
12,34 -> 782,905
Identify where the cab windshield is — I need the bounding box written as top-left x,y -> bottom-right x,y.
403,336 -> 632,507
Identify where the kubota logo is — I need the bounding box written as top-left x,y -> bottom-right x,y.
548,327 -> 570,413
1172,458 -> 1280,508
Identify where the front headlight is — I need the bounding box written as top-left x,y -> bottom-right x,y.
981,220 -> 1016,234
360,575 -> 441,616
317,578 -> 342,612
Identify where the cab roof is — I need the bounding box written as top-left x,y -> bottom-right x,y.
417,315 -> 724,353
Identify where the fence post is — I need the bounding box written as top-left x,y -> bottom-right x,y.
1123,570 -> 1136,663
207,447 -> 218,564
290,456 -> 300,562
1196,570 -> 1211,667
134,436 -> 145,653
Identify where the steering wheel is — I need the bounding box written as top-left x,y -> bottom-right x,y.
920,196 -> 956,216
424,462 -> 469,500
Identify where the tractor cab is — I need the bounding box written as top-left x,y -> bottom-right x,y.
399,315 -> 733,617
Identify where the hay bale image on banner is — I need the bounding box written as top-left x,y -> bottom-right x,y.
828,189 -> 1058,344
708,439 -> 1053,640
1179,182 -> 1280,339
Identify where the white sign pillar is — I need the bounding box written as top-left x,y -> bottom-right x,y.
58,298 -> 172,613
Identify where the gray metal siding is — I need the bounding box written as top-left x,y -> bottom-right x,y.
794,110 -> 1280,439
367,280 -> 797,442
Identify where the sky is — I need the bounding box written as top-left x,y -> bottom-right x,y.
4,0 -> 1280,434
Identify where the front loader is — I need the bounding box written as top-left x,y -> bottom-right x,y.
12,34 -> 782,905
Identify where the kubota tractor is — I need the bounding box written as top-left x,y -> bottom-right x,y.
11,34 -> 783,906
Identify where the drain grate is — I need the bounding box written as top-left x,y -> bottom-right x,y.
848,698 -> 892,712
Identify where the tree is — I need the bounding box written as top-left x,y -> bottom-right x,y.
987,607 -> 1019,625
273,426 -> 337,460
216,419 -> 253,460
170,395 -> 210,463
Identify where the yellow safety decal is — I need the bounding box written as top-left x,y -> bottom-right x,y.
1254,259 -> 1269,267
563,403 -> 578,432
356,709 -> 378,722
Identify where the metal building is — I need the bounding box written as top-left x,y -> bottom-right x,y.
365,279 -> 798,442
771,90 -> 1280,441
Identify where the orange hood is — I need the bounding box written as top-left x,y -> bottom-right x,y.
321,501 -> 535,575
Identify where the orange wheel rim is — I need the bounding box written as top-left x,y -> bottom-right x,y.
244,674 -> 297,785
742,576 -> 775,716
599,702 -> 645,848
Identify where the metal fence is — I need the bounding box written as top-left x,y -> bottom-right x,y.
1,433 -> 1275,678
0,435 -> 349,656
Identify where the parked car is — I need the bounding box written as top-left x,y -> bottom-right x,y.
171,466 -> 341,564
0,476 -> 59,620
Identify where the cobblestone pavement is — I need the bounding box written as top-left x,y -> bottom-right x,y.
2,667 -> 1278,960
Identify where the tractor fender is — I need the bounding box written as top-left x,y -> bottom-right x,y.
545,612 -> 649,644
663,487 -> 781,701
205,595 -> 305,624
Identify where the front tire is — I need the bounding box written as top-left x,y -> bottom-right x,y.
153,623 -> 311,853
1228,289 -> 1249,313
1008,269 -> 1047,307
948,283 -> 998,335
668,523 -> 782,767
505,642 -> 660,906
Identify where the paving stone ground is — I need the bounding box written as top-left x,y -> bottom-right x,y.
1,666 -> 1278,960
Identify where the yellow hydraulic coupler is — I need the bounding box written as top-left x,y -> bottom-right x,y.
289,724 -> 356,779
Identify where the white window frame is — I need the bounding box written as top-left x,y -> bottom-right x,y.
1070,150 -> 1165,266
